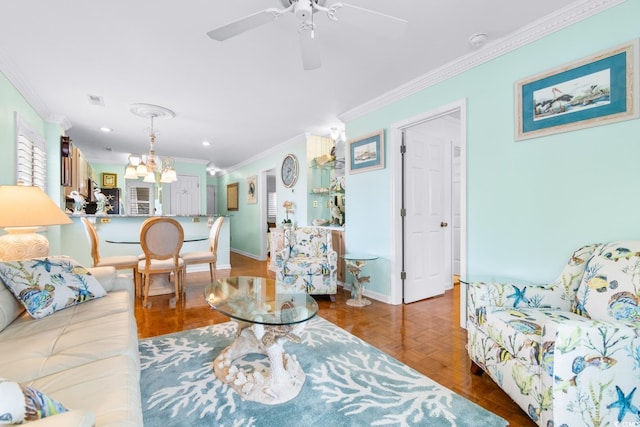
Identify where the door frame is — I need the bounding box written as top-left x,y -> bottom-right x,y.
389,98 -> 468,327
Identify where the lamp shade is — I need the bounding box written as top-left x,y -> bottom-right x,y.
0,185 -> 71,261
0,186 -> 72,228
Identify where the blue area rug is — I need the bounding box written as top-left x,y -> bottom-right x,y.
139,317 -> 507,426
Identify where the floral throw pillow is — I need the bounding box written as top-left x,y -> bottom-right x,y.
0,256 -> 106,319
0,377 -> 68,424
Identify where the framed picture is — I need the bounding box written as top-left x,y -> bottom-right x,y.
348,130 -> 385,174
516,39 -> 639,140
247,175 -> 257,204
101,172 -> 117,188
227,182 -> 239,211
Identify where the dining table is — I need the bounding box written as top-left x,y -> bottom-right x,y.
105,234 -> 208,297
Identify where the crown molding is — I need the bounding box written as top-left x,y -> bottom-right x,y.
338,0 -> 624,123
46,114 -> 72,130
0,47 -> 51,120
219,132 -> 307,176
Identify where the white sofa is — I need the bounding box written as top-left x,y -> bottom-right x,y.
0,265 -> 143,426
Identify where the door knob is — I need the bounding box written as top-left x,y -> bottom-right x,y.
440,222 -> 448,228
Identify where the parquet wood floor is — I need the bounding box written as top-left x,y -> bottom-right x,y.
134,252 -> 535,426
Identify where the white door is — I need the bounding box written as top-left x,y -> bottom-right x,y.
403,126 -> 452,303
169,175 -> 200,215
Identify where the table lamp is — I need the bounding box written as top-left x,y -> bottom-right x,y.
0,185 -> 72,261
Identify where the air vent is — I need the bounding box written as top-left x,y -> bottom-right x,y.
87,94 -> 105,106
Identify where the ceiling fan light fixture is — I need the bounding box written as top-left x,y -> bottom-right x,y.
294,0 -> 313,19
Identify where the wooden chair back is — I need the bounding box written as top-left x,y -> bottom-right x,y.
209,217 -> 224,256
139,217 -> 184,263
81,217 -> 101,266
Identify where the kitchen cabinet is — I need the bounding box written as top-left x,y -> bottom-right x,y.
64,145 -> 93,200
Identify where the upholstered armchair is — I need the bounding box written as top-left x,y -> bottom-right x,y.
275,227 -> 337,300
466,241 -> 640,426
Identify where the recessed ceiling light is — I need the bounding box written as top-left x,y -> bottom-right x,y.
88,94 -> 105,106
99,127 -> 113,132
202,141 -> 211,147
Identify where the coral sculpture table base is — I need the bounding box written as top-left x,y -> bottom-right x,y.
345,257 -> 375,307
213,321 -> 306,404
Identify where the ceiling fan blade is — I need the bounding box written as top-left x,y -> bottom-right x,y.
298,27 -> 321,70
207,9 -> 282,41
333,3 -> 408,39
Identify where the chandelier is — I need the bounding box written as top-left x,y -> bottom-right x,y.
124,104 -> 177,184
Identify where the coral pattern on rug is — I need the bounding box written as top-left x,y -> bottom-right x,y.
139,317 -> 506,427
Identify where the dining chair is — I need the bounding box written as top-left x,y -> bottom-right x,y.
138,217 -> 185,306
181,216 -> 224,281
81,217 -> 140,293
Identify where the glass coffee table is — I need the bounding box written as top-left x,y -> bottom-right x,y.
205,276 -> 318,404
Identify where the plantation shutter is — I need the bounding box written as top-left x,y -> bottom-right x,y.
128,185 -> 151,215
267,192 -> 277,221
15,114 -> 47,191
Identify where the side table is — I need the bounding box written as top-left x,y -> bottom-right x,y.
343,253 -> 378,307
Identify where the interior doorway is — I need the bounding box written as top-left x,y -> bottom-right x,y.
259,168 -> 276,261
390,99 -> 467,327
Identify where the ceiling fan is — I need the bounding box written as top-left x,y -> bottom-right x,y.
207,0 -> 407,70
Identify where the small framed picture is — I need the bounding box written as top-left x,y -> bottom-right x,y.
227,183 -> 239,211
247,175 -> 257,204
101,173 -> 117,188
348,130 -> 384,174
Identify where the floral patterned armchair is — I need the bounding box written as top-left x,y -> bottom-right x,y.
467,241 -> 640,426
275,227 -> 337,301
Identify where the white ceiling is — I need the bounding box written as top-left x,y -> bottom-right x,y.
0,0 -> 587,171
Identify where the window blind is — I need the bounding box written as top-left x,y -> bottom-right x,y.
267,192 -> 277,220
128,186 -> 151,215
15,115 -> 47,191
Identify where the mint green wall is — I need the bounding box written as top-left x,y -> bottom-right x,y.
217,135 -> 308,257
0,72 -> 66,254
346,1 -> 640,292
0,72 -> 47,185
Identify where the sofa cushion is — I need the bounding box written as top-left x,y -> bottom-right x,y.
291,228 -> 330,258
573,241 -> 640,322
0,377 -> 68,424
0,257 -> 106,319
29,355 -> 143,426
0,291 -> 138,383
0,281 -> 24,334
483,307 -> 586,370
282,257 -> 332,276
